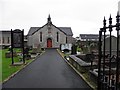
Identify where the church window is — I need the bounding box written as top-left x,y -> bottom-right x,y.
48,26 -> 51,33
2,37 -> 4,43
7,37 -> 10,44
0,37 -> 2,43
40,32 -> 42,42
66,37 -> 67,43
57,32 -> 59,42
0,38 -> 1,43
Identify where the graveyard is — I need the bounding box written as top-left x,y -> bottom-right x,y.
1,47 -> 45,83
62,14 -> 120,90
59,44 -> 98,89
59,27 -> 120,89
1,48 -> 31,82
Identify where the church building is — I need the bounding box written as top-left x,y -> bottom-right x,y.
27,15 -> 74,48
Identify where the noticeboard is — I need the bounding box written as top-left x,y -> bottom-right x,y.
12,29 -> 23,48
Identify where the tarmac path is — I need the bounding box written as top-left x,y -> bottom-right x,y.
3,49 -> 92,89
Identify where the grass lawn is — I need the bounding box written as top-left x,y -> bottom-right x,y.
1,49 -> 33,83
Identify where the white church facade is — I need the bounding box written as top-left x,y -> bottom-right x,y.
27,15 -> 74,48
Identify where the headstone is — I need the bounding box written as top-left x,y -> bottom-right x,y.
8,46 -> 12,51
5,51 -> 17,58
61,44 -> 72,51
24,47 -> 29,55
31,48 -> 37,54
71,44 -> 77,54
63,49 -> 69,53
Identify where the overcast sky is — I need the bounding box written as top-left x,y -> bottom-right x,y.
0,0 -> 119,37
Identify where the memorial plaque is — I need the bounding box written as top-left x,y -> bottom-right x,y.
12,29 -> 23,48
11,29 -> 25,65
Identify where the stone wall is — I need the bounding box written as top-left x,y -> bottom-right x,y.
31,24 -> 67,48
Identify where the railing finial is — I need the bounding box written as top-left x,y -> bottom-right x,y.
109,14 -> 112,25
103,16 -> 106,27
117,11 -> 119,16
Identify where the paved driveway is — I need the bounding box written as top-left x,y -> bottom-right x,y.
3,49 -> 92,89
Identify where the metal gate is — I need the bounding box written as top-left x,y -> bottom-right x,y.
98,12 -> 120,90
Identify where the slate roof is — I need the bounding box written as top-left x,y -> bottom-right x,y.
58,27 -> 73,36
80,34 -> 99,39
0,30 -> 11,32
28,27 -> 41,36
80,34 -> 110,40
28,25 -> 73,36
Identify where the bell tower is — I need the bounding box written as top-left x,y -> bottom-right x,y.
47,14 -> 52,24
47,14 -> 52,34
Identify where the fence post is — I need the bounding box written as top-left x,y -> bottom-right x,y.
116,11 -> 120,90
98,29 -> 102,90
102,17 -> 107,89
98,12 -> 120,90
108,14 -> 113,89
11,29 -> 14,65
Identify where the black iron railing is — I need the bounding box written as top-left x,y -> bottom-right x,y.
98,12 -> 120,90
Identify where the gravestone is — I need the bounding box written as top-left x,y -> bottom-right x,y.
5,51 -> 17,58
71,44 -> 77,55
24,47 -> 31,60
61,44 -> 72,51
31,48 -> 38,54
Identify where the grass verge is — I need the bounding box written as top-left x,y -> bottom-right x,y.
1,49 -> 33,83
57,49 -> 97,90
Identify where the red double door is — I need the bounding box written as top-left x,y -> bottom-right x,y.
47,38 -> 52,48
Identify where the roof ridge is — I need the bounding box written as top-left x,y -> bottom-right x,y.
80,34 -> 99,35
59,27 -> 71,28
28,24 -> 73,36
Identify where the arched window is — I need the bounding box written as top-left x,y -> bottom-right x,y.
40,32 -> 42,42
48,25 -> 51,33
0,37 -> 1,43
66,37 -> 67,43
7,37 -> 10,44
2,37 -> 4,44
57,32 -> 59,42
